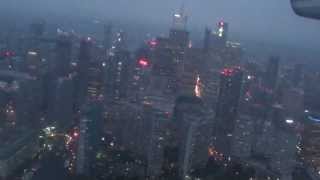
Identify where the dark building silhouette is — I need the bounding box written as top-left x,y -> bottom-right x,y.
75,38 -> 92,108
203,21 -> 229,50
214,67 -> 243,155
104,23 -> 113,50
55,35 -> 72,77
292,63 -> 304,87
265,56 -> 280,90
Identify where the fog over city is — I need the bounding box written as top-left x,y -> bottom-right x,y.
0,0 -> 320,180
2,0 -> 320,50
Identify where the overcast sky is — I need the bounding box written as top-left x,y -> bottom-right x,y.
1,0 -> 320,50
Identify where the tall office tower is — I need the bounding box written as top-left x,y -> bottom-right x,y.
266,105 -> 298,180
178,48 -> 204,97
104,23 -> 113,50
149,43 -> 178,95
0,71 -> 42,127
203,21 -> 229,50
29,20 -> 45,50
292,63 -> 304,87
55,35 -> 72,77
75,37 -> 92,107
0,73 -> 42,179
113,30 -> 127,51
282,88 -> 304,121
105,50 -> 130,102
128,50 -> 152,103
171,7 -> 188,31
87,61 -> 106,101
146,107 -> 173,180
203,27 -> 211,52
169,8 -> 189,68
214,67 -> 243,155
264,56 -> 280,90
30,20 -> 45,37
25,50 -> 41,76
48,76 -> 75,129
216,21 -> 229,44
171,96 -> 211,179
301,113 -> 320,178
169,29 -> 189,50
75,102 -> 104,176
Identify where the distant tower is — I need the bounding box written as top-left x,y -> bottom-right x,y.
113,30 -> 127,51
203,27 -> 211,52
30,19 -> 45,37
105,50 -> 130,102
75,37 -> 93,107
214,67 -> 243,155
265,56 -> 280,90
203,21 -> 229,49
172,4 -> 188,31
104,23 -> 113,50
55,35 -> 72,77
216,21 -> 229,43
170,5 -> 189,49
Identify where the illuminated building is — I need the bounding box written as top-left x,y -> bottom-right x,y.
264,56 -> 280,90
25,50 -> 42,76
214,67 -> 243,155
178,48 -> 204,97
128,49 -> 152,103
301,113 -> 320,178
105,49 -> 130,102
171,7 -> 188,31
203,21 -> 229,50
87,61 -> 106,101
75,103 -> 104,176
113,30 -> 127,51
0,71 -> 42,179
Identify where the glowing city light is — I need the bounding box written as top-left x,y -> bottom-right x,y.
174,13 -> 182,18
138,57 -> 149,67
286,119 -> 294,124
28,51 -> 38,56
195,75 -> 202,97
73,132 -> 79,137
148,39 -> 158,47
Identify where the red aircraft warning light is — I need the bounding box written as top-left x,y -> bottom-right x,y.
138,57 -> 150,68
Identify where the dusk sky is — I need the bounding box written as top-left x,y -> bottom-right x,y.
2,0 -> 320,49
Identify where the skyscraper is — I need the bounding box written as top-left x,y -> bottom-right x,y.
214,67 -> 243,155
301,113 -> 320,177
265,56 -> 280,90
87,61 -> 105,101
55,35 -> 72,77
104,23 -> 113,50
105,50 -> 130,102
75,37 -> 92,107
168,96 -> 211,179
203,21 -> 229,50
